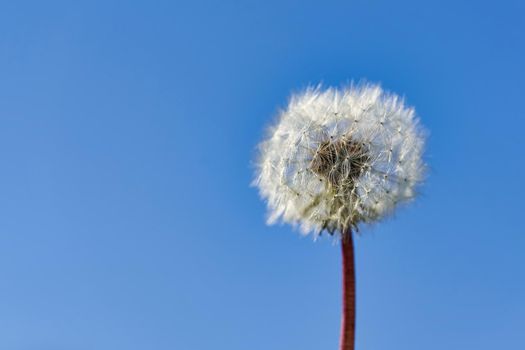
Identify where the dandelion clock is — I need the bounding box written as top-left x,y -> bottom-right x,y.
253,83 -> 426,350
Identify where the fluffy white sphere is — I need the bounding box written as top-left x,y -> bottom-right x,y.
254,83 -> 426,237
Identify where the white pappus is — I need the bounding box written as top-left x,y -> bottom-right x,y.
253,83 -> 426,237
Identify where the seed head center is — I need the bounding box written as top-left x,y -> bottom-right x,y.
310,137 -> 370,188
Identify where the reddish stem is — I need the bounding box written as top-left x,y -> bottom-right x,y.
340,232 -> 356,350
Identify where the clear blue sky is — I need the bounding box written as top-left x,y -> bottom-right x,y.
1,1 -> 524,349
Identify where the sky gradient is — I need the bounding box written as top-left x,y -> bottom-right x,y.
1,1 -> 524,349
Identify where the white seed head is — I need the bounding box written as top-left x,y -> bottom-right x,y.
253,83 -> 426,237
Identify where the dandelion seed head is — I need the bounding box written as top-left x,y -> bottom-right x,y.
253,83 -> 426,237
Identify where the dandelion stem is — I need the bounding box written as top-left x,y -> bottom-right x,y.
340,231 -> 355,350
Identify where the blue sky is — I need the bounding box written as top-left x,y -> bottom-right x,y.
0,1 -> 524,349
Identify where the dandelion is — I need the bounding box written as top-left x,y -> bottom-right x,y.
253,83 -> 426,350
